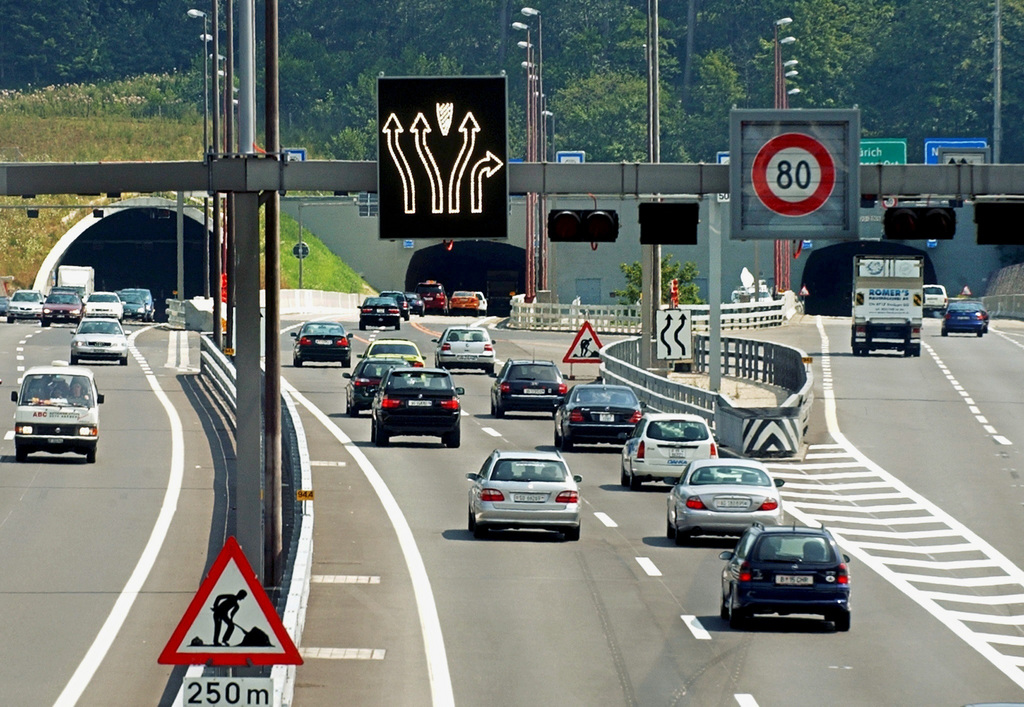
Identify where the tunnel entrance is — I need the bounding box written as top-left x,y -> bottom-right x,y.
405,241 -> 525,316
799,241 -> 936,316
57,205 -> 210,320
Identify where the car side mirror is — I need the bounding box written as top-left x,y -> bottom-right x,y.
662,477 -> 678,485
455,387 -> 465,395
466,473 -> 479,481
342,373 -> 352,379
640,401 -> 648,409
97,393 -> 104,404
719,551 -> 734,561
843,554 -> 850,563
358,353 -> 364,358
10,391 -> 17,402
774,478 -> 785,487
431,338 -> 438,343
290,332 -> 298,338
573,475 -> 582,482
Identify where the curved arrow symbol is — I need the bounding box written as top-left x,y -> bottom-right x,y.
381,114 -> 415,213
673,311 -> 688,357
411,113 -> 444,214
659,311 -> 674,356
448,112 -> 480,214
469,151 -> 504,213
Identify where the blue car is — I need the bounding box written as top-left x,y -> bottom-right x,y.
941,300 -> 989,337
720,524 -> 851,631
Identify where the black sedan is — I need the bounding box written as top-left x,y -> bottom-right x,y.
405,292 -> 425,316
491,359 -> 567,418
343,357 -> 407,416
941,299 -> 989,337
379,290 -> 411,320
554,383 -> 643,451
371,367 -> 464,448
291,320 -> 351,367
359,296 -> 402,330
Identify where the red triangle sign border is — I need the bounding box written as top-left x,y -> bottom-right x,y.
563,320 -> 604,364
158,536 -> 303,666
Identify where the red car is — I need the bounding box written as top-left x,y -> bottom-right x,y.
415,281 -> 448,314
41,291 -> 83,327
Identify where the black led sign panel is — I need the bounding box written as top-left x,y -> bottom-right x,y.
377,76 -> 508,240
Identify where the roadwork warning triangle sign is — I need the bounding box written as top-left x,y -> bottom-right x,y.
159,537 -> 302,666
563,321 -> 603,364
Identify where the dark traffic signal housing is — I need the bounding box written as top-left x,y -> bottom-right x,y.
974,203 -> 1024,245
883,206 -> 956,240
638,202 -> 699,245
548,210 -> 619,242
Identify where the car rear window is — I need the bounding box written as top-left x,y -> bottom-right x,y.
574,387 -> 638,406
360,361 -> 404,378
490,460 -> 567,482
508,364 -> 559,381
370,343 -> 417,356
688,466 -> 770,486
417,283 -> 444,294
446,329 -> 487,343
755,535 -> 833,563
647,420 -> 709,441
387,372 -> 452,391
302,323 -> 345,336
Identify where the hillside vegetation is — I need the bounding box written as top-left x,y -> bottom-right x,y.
0,78 -> 369,293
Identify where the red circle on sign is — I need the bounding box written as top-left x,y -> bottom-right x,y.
751,132 -> 836,216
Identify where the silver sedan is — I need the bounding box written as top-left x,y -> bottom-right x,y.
467,450 -> 582,541
666,458 -> 784,545
70,317 -> 129,365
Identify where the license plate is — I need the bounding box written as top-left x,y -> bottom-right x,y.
716,498 -> 748,509
456,355 -> 476,361
597,413 -> 615,422
315,339 -> 332,345
523,388 -> 545,394
407,400 -> 432,407
775,574 -> 814,586
513,493 -> 546,503
48,437 -> 64,444
669,448 -> 689,458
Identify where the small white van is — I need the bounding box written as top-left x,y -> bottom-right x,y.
11,363 -> 104,463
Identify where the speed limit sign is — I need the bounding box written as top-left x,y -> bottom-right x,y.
729,109 -> 859,240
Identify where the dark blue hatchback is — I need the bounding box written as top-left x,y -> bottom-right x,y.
941,300 -> 989,337
720,524 -> 851,631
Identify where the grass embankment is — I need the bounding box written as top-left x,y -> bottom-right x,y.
0,77 -> 370,294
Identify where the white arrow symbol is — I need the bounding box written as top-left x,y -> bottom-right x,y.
410,113 -> 444,214
448,112 -> 480,214
470,151 -> 504,213
381,114 -> 415,213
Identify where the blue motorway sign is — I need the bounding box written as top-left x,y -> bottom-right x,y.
556,151 -> 586,163
924,138 -> 987,164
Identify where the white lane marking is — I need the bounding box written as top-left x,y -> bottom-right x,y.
635,557 -> 662,577
481,427 -> 501,437
924,342 -> 1011,446
3,431 -> 12,441
593,512 -> 617,528
312,575 -> 380,584
55,330 -> 184,706
735,695 -> 759,707
310,460 -> 347,467
283,380 -> 454,707
680,615 -> 712,640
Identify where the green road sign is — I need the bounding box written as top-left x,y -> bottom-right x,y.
860,138 -> 906,165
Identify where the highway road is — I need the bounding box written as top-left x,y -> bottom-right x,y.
4,311 -> 1024,705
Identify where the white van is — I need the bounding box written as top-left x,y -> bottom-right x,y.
11,363 -> 104,463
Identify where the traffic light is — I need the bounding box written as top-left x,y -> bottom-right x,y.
974,203 -> 1024,245
547,210 -> 619,242
882,206 -> 956,240
639,202 -> 699,245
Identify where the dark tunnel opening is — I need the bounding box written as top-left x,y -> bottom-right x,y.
405,241 -> 526,316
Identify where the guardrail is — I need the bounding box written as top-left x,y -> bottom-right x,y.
509,294 -> 797,333
982,294 -> 1024,320
600,334 -> 813,458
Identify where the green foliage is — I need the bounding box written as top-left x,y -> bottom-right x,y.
611,254 -> 703,306
279,214 -> 370,293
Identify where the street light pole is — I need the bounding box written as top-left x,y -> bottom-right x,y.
772,17 -> 796,294
188,9 -> 211,298
512,21 -> 536,300
522,7 -> 546,292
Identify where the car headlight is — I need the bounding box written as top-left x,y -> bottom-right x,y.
16,424 -> 33,434
79,426 -> 97,436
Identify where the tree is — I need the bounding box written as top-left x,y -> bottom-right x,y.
611,254 -> 703,305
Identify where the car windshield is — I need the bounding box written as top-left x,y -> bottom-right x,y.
387,372 -> 451,391
90,293 -> 118,302
21,374 -> 93,407
121,293 -> 145,304
13,291 -> 40,302
508,364 -> 558,381
490,459 -> 568,482
46,294 -> 79,304
687,465 -> 770,486
647,420 -> 708,441
78,320 -> 123,335
754,535 -> 833,563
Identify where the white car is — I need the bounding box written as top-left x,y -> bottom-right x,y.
6,289 -> 44,323
620,412 -> 718,490
433,326 -> 497,374
84,291 -> 124,321
923,284 -> 948,316
71,317 -> 129,365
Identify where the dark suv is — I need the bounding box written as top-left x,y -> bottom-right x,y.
490,360 -> 567,418
379,291 -> 411,320
719,524 -> 851,631
371,367 -> 464,447
415,281 -> 448,315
